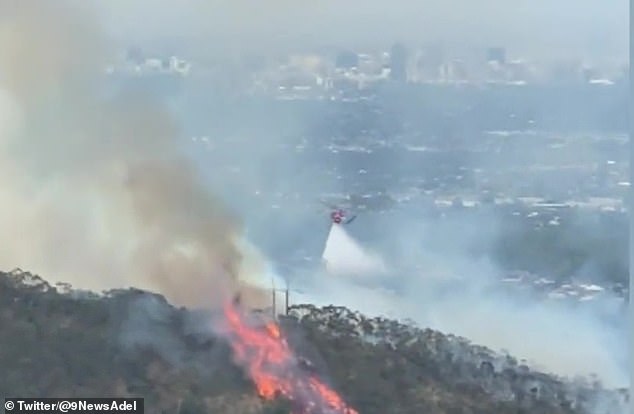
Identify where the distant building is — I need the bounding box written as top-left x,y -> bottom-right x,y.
126,46 -> 144,65
447,59 -> 468,82
335,50 -> 359,70
279,70 -> 318,90
389,43 -> 408,82
331,77 -> 360,96
485,62 -> 505,83
415,46 -> 444,82
161,58 -> 171,71
486,47 -> 506,65
168,56 -> 191,75
144,58 -> 163,71
506,60 -> 530,83
357,53 -> 383,76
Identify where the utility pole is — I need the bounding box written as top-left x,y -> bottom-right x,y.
627,0 -> 634,413
271,279 -> 277,320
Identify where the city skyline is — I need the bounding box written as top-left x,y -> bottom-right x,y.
92,0 -> 628,62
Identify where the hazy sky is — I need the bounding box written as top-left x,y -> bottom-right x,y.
88,0 -> 627,59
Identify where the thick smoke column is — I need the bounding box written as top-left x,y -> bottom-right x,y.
0,1 -> 267,309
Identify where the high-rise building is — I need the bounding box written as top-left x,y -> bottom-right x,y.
415,46 -> 444,82
389,43 -> 408,82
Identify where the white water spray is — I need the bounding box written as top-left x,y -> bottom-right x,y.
321,223 -> 387,278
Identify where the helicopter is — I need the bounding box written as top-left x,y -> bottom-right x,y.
320,201 -> 357,225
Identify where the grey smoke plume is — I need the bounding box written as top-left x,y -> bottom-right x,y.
0,0 -> 268,309
295,216 -> 628,392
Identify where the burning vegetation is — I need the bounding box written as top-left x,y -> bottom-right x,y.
221,299 -> 358,414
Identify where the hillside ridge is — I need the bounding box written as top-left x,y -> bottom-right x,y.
0,269 -> 628,414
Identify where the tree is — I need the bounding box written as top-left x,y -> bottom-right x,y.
177,396 -> 207,414
261,398 -> 293,414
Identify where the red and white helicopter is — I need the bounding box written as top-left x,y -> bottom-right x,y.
321,201 -> 357,225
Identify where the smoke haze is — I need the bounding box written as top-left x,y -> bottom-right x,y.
0,0 -> 268,309
93,0 -> 627,60
297,219 -> 628,389
0,0 -> 627,405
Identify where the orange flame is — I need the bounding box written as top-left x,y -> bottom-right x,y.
222,302 -> 359,414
